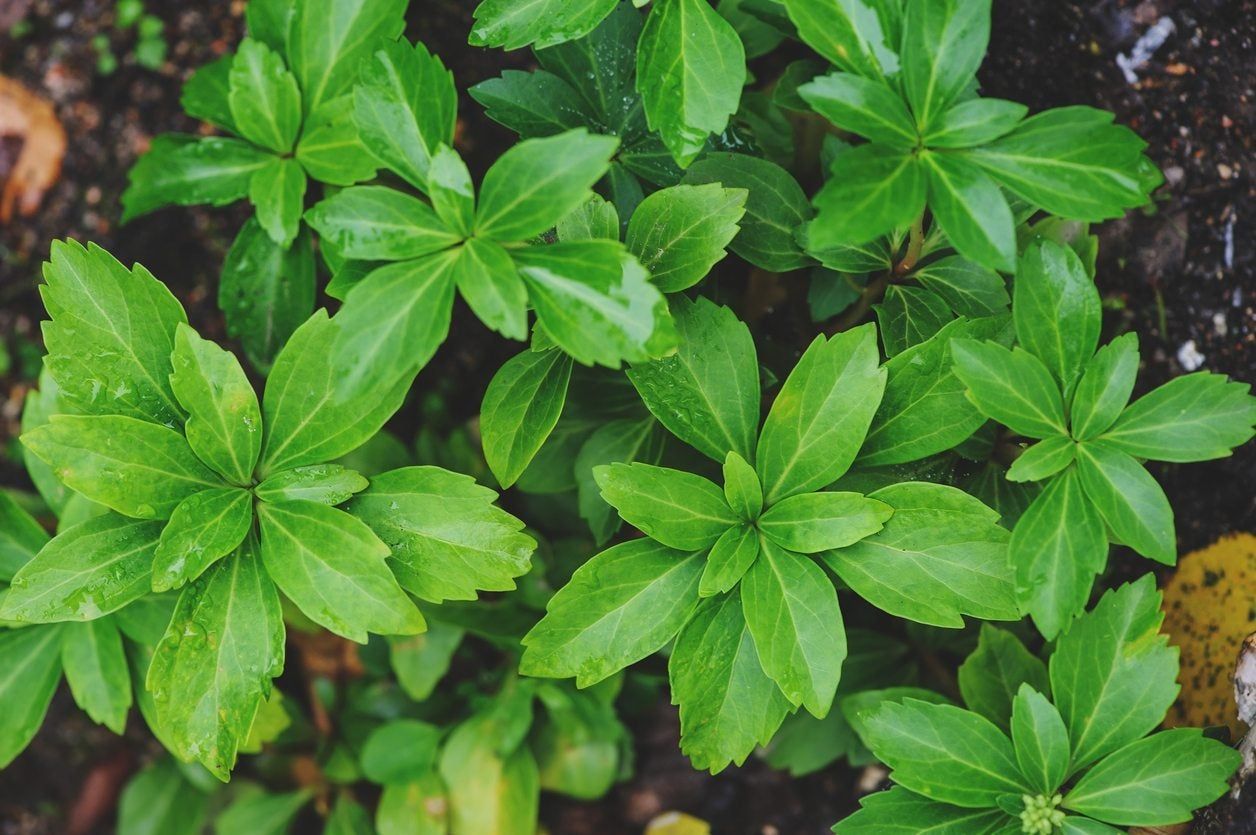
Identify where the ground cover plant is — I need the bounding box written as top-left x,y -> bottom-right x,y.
1,0 -> 1254,832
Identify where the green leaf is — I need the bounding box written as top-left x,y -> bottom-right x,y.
698,523 -> 760,597
515,241 -> 675,367
214,787 -> 312,835
389,621 -> 464,702
40,239 -> 187,426
901,0 -> 990,132
19,372 -> 72,516
821,482 -> 1019,627
1009,468 -> 1107,639
595,462 -> 738,550
469,0 -> 618,49
248,157 -> 306,248
1100,372 -> 1256,462
352,39 -> 457,192
1013,239 -> 1101,390
121,135 -> 274,221
682,152 -> 813,271
811,143 -> 926,248
859,315 -> 1010,466
325,797 -> 373,835
913,256 -> 1010,317
1011,684 -> 1070,794
295,95 -> 379,187
957,624 -> 1049,732
306,186 -> 460,260
520,539 -> 704,687
1070,333 -> 1139,441
670,592 -> 791,772
148,541 -> 284,780
722,451 -> 763,522
2,513 -> 163,622
860,698 -> 1028,807
951,340 -> 1067,438
626,184 -> 747,292
244,0 -> 292,53
454,237 -> 530,340
1075,441 -> 1175,564
220,222 -> 315,374
170,324 -> 261,485
22,415 -> 222,519
288,0 -> 406,115
923,151 -> 1016,272
440,715 -> 539,835
1063,729 -> 1240,826
0,492 -> 49,581
781,0 -> 900,80
345,466 -> 535,604
758,491 -> 891,553
227,38 -> 301,153
535,1 -> 641,128
258,501 -> 423,642
833,786 -> 1013,834
116,757 -> 210,835
1006,436 -> 1076,483
377,773 -> 449,835
469,69 -> 591,139
576,418 -> 666,544
558,195 -> 621,243
180,53 -> 236,133
1049,576 -> 1179,771
873,285 -> 954,356
254,464 -> 368,505
0,625 -> 64,767
260,311 -> 412,473
61,618 -> 131,733
741,538 -> 845,717
627,296 -> 760,462
969,107 -> 1154,220
923,98 -> 1027,148
481,349 -> 574,489
362,719 -> 443,784
799,72 -> 916,146
476,130 -> 619,241
757,324 -> 886,503
427,144 -> 476,237
153,487 -> 253,593
637,0 -> 746,166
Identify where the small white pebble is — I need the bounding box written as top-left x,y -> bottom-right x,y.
1116,17 -> 1176,84
1223,214 -> 1235,269
1177,340 -> 1205,371
1213,312 -> 1228,337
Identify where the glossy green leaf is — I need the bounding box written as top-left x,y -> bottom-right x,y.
799,72 -> 916,146
758,491 -> 891,553
757,324 -> 886,503
288,0 -> 406,115
520,539 -> 704,687
152,488 -> 253,593
923,151 -> 1016,272
1011,684 -> 1070,794
345,466 -> 535,604
306,186 -> 460,260
626,184 -> 746,292
61,618 -> 131,733
957,624 -> 1049,732
0,492 -> 49,581
637,0 -> 746,166
19,372 -> 72,516
1070,333 -> 1139,441
427,144 -> 476,237
913,256 -> 1009,317
469,69 -> 591,139
481,348 -> 574,489
0,625 -> 64,767
873,285 -> 954,356
811,143 -> 926,248
951,340 -> 1067,438
1014,239 -> 1102,389
698,523 -> 760,597
900,0 -> 990,131
781,0 -> 900,80
722,451 -> 763,522
741,538 -> 845,717
469,0 -> 619,50
121,135 -> 274,222
1006,436 -> 1076,483
258,501 -> 424,642
227,38 -> 301,154
833,786 -> 1012,834
254,464 -> 368,505
923,98 -> 1027,148
1075,440 -> 1175,564
1100,372 -> 1256,462
595,462 -> 737,550
295,95 -> 379,187
454,237 -> 530,341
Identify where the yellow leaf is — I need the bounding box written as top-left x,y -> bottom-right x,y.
645,811 -> 712,835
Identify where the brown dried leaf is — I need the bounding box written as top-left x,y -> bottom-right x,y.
0,74 -> 67,223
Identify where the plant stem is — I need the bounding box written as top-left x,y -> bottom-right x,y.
828,212 -> 926,333
895,214 -> 926,277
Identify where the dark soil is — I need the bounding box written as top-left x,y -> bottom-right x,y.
0,0 -> 1253,833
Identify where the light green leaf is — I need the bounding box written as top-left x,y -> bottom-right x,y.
627,296 -> 760,462
670,592 -> 792,772
833,786 -> 1013,834
923,150 -> 1016,272
1009,468 -> 1107,639
698,523 -> 760,598
305,186 -> 460,260
362,719 -> 443,784
781,0 -> 900,80
61,618 -> 132,733
722,451 -> 762,522
244,0 -> 292,54
873,285 -> 954,356
520,539 -> 704,687
22,415 -> 221,519
821,482 -> 1019,627
325,797 -> 373,835
121,135 -> 274,222
859,698 -> 1028,807
901,0 -> 990,131
637,0 -> 746,166
626,184 -> 747,292
469,0 -> 619,49
351,38 -> 457,191
758,491 -> 891,553
428,144 -> 476,236
476,130 -> 619,241
153,488 -> 253,593
258,501 -> 424,642
19,372 -> 72,516
116,757 -> 210,835
287,0 -> 406,115
1063,729 -> 1240,826
923,98 -> 1027,148
811,143 -> 926,248
1100,372 -> 1256,462
227,38 -> 301,154
741,538 -> 845,717
557,194 -> 621,242
951,340 -> 1067,438
799,72 -> 916,146
440,714 -> 539,835
1070,332 -> 1139,441
1075,440 -> 1175,564
1006,436 -> 1076,483
957,624 -> 1049,732
376,773 -> 448,835
39,239 -> 187,425
595,462 -> 738,550
0,491 -> 49,581
170,324 -> 262,485
147,541 -> 285,780
388,620 -> 465,701
247,157 -> 306,248
481,348 -> 574,489
1011,684 -> 1070,794
454,237 -> 530,340
214,787 -> 313,834
1049,576 -> 1179,772
757,324 -> 886,503
1013,239 -> 1101,390
295,95 -> 379,187
254,464 -> 368,505
345,466 -> 535,604
0,625 -> 64,767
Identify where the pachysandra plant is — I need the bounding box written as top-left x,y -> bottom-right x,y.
4,241 -> 534,779
837,578 -> 1241,832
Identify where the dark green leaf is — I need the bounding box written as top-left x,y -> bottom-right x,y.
0,492 -> 49,581
469,0 -> 619,50
874,285 -> 954,356
481,348 -> 574,488
595,462 -> 738,550
957,624 -> 1048,732
1100,373 -> 1256,462
247,157 -> 306,248
924,98 -> 1027,148
1070,333 -> 1139,441
454,237 -> 530,340
1014,239 -> 1101,390
61,618 -> 131,733
180,54 -> 236,133
1005,435 -> 1076,483
951,340 -> 1067,438
121,135 -> 273,222
305,186 -> 460,260
116,757 -> 210,835
1011,684 -> 1070,795
295,95 -> 379,187
362,719 -> 443,784
758,491 -> 891,553
913,255 -> 1009,317
0,625 -> 63,767
576,418 -> 665,544
469,69 -> 591,139
833,786 -> 1012,834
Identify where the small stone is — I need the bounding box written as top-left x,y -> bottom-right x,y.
1164,165 -> 1185,186
1177,340 -> 1205,371
1218,163 -> 1235,179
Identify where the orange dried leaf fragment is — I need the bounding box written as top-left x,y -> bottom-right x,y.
0,75 -> 67,223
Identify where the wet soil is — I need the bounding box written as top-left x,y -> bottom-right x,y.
0,0 -> 1253,832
